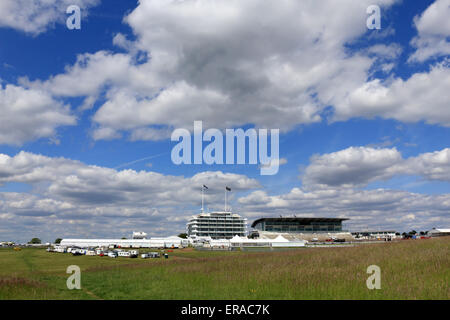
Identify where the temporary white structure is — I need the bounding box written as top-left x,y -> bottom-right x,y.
209,235 -> 306,248
427,228 -> 450,237
209,239 -> 231,248
273,235 -> 289,242
60,236 -> 188,249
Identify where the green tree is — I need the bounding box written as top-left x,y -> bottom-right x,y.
28,238 -> 41,244
177,233 -> 188,239
54,238 -> 62,244
121,237 -> 127,240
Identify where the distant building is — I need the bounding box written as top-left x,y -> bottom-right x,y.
427,228 -> 450,237
250,217 -> 352,241
251,217 -> 348,233
187,211 -> 247,239
132,231 -> 147,239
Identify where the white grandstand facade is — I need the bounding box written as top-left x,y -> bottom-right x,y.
187,211 -> 247,239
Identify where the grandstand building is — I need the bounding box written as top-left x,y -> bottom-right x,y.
252,217 -> 348,233
187,211 -> 247,239
250,217 -> 352,241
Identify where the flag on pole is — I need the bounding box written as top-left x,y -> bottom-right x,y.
226,186 -> 231,191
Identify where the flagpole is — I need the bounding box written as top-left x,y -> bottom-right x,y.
225,188 -> 227,212
201,186 -> 204,213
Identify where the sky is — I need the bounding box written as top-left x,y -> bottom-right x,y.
0,0 -> 449,243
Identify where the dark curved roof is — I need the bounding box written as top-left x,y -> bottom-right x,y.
251,217 -> 349,228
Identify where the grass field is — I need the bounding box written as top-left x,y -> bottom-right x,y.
0,237 -> 448,300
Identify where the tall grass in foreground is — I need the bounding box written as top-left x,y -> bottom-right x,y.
0,237 -> 448,299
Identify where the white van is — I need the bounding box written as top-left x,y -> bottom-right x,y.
118,251 -> 131,257
141,252 -> 159,259
107,251 -> 117,258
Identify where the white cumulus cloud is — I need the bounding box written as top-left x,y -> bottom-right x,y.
302,146 -> 450,189
0,84 -> 75,145
409,0 -> 450,62
0,0 -> 100,34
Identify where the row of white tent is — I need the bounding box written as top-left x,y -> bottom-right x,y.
205,235 -> 307,248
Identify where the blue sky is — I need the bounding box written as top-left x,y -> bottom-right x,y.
0,0 -> 449,243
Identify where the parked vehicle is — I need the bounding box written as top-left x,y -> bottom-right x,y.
129,250 -> 138,258
72,249 -> 83,256
107,251 -> 118,258
141,252 -> 160,259
67,247 -> 80,253
118,251 -> 131,257
53,246 -> 66,253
